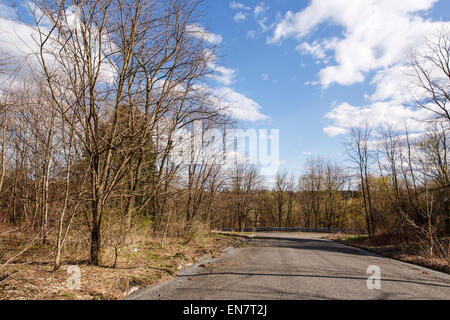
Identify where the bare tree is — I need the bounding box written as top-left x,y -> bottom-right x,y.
0,100 -> 7,195
25,0 -> 220,265
409,26 -> 450,122
376,125 -> 410,241
229,163 -> 262,232
347,125 -> 375,238
273,170 -> 288,227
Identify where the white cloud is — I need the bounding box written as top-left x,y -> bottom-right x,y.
187,24 -> 223,45
268,0 -> 449,136
208,63 -> 236,86
296,41 -> 327,60
269,0 -> 446,88
202,48 -> 236,86
214,87 -> 269,122
230,2 -> 251,11
261,73 -> 269,81
302,152 -> 313,156
323,102 -> 432,137
0,16 -> 36,64
369,64 -> 413,103
234,12 -> 247,22
304,80 -> 319,86
253,2 -> 271,32
254,3 -> 268,17
247,30 -> 257,39
257,16 -> 270,32
187,28 -> 236,86
323,126 -> 349,137
0,6 -> 117,86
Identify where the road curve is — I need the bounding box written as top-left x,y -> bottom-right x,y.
128,232 -> 450,300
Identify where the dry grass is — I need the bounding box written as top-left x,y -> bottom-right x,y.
332,233 -> 450,274
0,229 -> 249,300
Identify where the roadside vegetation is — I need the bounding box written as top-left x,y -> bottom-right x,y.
0,228 -> 248,299
333,233 -> 450,274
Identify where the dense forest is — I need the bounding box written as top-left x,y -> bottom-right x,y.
0,0 -> 448,271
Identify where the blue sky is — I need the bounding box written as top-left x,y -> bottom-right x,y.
194,0 -> 450,174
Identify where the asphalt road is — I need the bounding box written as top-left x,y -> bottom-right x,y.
128,232 -> 450,300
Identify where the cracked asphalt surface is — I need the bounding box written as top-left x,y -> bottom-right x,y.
128,232 -> 450,300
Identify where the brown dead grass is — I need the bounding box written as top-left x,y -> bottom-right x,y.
0,231 -> 249,300
332,233 -> 450,274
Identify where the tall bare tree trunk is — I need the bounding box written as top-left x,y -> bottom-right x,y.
0,111 -> 7,195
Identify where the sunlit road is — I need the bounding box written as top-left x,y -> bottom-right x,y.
129,233 -> 450,300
